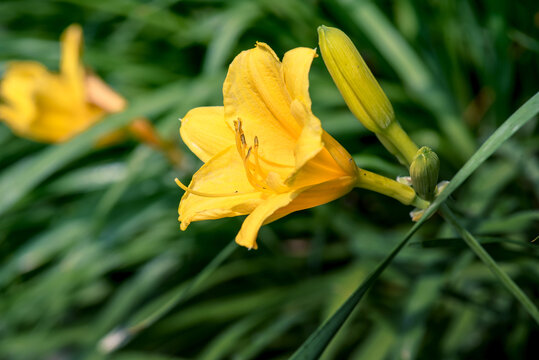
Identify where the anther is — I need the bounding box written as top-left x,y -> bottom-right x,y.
234,118 -> 243,133
254,136 -> 259,148
240,133 -> 246,146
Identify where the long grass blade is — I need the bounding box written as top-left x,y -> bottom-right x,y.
441,205 -> 539,324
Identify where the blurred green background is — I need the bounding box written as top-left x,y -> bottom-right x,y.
0,0 -> 538,359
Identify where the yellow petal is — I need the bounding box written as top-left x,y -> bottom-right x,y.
235,192 -> 297,249
282,47 -> 317,111
60,24 -> 85,100
285,130 -> 356,189
28,104 -> 102,143
178,146 -> 265,229
290,99 -> 323,173
85,72 -> 126,113
35,72 -> 84,113
180,106 -> 234,163
223,42 -> 299,167
31,77 -> 102,142
321,131 -> 359,176
282,47 -> 353,184
265,176 -> 356,224
285,150 -> 346,189
27,114 -> 80,143
0,62 -> 47,132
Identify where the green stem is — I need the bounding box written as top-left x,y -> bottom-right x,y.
375,132 -> 408,166
441,204 -> 539,325
381,121 -> 419,166
356,168 -> 429,208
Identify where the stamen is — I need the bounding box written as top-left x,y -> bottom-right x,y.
252,136 -> 268,179
234,118 -> 243,133
242,148 -> 269,192
232,120 -> 271,193
175,178 -> 256,198
234,120 -> 246,157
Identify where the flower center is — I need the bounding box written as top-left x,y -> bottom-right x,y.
176,119 -> 289,198
234,119 -> 273,193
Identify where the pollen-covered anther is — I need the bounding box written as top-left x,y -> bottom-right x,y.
234,118 -> 247,157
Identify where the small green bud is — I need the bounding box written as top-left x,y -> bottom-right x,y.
410,147 -> 439,201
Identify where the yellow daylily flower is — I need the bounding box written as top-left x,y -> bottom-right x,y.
177,42 -> 428,249
0,24 -> 126,143
177,43 -> 359,249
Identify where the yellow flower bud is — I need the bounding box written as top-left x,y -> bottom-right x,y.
317,25 -> 394,133
410,146 -> 440,201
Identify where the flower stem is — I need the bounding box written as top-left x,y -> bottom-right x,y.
355,168 -> 428,208
380,121 -> 419,166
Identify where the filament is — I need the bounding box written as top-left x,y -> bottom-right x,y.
234,119 -> 246,157
175,178 -> 256,197
243,147 -> 269,192
232,119 -> 276,193
252,136 -> 268,179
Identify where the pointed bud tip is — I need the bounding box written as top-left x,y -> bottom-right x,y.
317,25 -> 328,32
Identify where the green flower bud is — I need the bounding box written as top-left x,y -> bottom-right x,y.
410,147 -> 439,201
317,25 -> 394,133
318,25 -> 419,165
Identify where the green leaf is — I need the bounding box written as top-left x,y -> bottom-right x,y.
290,92 -> 539,359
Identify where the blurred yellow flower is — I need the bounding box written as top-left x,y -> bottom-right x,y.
0,24 -> 126,143
176,43 -> 359,249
